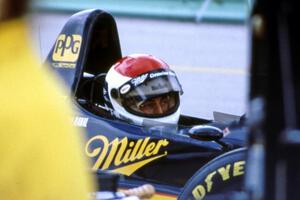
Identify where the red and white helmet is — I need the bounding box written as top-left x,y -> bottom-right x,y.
104,54 -> 183,126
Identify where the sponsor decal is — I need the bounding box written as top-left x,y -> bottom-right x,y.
52,34 -> 82,63
149,70 -> 176,78
52,62 -> 76,69
120,84 -> 131,94
73,116 -> 89,127
192,161 -> 245,200
85,136 -> 169,176
131,74 -> 148,86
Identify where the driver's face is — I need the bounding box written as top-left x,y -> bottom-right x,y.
138,94 -> 173,115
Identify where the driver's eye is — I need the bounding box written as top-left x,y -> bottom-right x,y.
160,96 -> 169,105
140,101 -> 155,109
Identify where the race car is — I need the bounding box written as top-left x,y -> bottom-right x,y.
45,9 -> 248,199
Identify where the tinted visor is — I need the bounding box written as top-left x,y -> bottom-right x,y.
119,70 -> 182,117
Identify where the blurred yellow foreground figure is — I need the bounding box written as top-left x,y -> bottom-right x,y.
0,1 -> 95,199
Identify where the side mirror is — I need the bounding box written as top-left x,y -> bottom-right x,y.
188,125 -> 233,150
188,125 -> 223,141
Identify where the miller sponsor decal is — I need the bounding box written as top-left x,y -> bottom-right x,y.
131,73 -> 148,86
85,136 -> 169,176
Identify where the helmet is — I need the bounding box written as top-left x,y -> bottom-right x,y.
104,54 -> 183,126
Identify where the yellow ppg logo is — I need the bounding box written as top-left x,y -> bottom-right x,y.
52,34 -> 82,62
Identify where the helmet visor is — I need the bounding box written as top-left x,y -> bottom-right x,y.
119,70 -> 182,117
124,92 -> 179,117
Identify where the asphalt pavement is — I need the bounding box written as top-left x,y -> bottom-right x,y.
30,11 -> 249,119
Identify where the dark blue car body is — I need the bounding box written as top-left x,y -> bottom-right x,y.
46,9 -> 246,199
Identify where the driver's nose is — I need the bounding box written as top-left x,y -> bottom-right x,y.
154,99 -> 164,114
